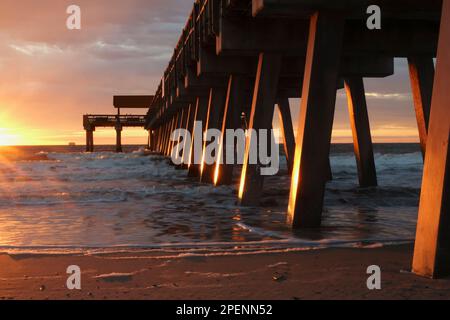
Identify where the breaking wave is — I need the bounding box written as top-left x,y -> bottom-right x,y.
0,144 -> 422,253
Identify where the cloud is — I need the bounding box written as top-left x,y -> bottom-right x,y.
0,1 -> 420,145
364,92 -> 410,101
9,43 -> 64,56
86,40 -> 172,61
0,0 -> 192,145
337,91 -> 410,101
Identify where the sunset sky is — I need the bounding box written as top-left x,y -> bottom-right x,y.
0,0 -> 420,146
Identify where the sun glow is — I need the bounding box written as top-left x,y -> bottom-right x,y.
0,130 -> 22,146
0,110 -> 28,146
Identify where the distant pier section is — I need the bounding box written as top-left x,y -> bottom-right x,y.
83,95 -> 153,152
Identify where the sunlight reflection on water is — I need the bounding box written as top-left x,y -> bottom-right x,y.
0,145 -> 422,252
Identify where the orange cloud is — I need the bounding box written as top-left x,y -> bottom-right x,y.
0,1 -> 420,146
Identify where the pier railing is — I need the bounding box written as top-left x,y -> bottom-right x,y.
83,115 -> 147,128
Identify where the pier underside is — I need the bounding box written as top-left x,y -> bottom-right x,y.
141,0 -> 448,278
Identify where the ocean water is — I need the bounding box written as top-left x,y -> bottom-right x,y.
0,144 -> 422,254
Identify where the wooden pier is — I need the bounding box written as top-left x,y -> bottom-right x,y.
140,0 -> 448,278
84,95 -> 153,152
83,114 -> 147,152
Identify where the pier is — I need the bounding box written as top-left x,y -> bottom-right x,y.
133,0 -> 447,278
83,95 -> 153,152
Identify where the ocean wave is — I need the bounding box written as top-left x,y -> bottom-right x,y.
0,147 -> 422,251
0,192 -> 128,207
9,196 -> 128,206
0,238 -> 413,257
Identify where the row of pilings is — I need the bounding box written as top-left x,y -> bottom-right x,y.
143,0 -> 449,278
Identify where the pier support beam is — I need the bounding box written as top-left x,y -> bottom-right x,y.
86,131 -> 89,152
412,1 -> 450,279
162,119 -> 169,156
156,124 -> 162,153
188,96 -> 210,177
408,56 -> 435,158
155,126 -> 161,152
239,53 -> 282,205
200,87 -> 227,183
287,12 -> 344,228
158,124 -> 165,153
85,129 -> 94,152
167,114 -> 179,157
172,108 -> 186,163
181,103 -> 194,167
158,123 -> 166,154
115,124 -> 123,153
214,75 -> 251,185
277,98 -> 296,173
165,119 -> 174,156
344,77 -> 378,187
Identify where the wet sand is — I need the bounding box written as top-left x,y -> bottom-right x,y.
0,244 -> 449,300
